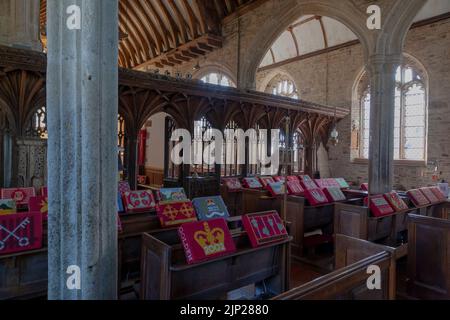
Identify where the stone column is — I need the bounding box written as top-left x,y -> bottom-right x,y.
367,54 -> 401,195
0,0 -> 42,51
46,0 -> 118,299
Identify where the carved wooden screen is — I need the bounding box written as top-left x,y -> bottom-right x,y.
16,106 -> 48,188
118,114 -> 126,172
292,131 -> 305,174
221,121 -> 243,177
247,124 -> 261,176
193,117 -> 215,176
0,109 -> 12,187
278,128 -> 287,176
165,116 -> 179,179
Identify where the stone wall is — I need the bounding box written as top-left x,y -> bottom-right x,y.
256,18 -> 450,189
145,2 -> 449,190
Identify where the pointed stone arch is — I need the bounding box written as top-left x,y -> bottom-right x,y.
238,0 -> 372,89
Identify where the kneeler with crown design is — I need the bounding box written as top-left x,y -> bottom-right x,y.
178,218 -> 236,264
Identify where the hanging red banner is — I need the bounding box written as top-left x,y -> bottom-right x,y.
138,129 -> 147,166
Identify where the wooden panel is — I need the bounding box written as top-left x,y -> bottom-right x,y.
183,176 -> 220,199
144,166 -> 164,186
0,249 -> 48,300
242,189 -> 281,215
407,214 -> 450,299
274,235 -> 393,300
335,234 -> 387,268
220,185 -> 242,217
366,216 -> 393,242
283,195 -> 336,258
284,196 -> 304,256
334,203 -> 368,240
334,202 -> 438,244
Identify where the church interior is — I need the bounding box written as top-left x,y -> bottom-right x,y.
0,0 -> 449,301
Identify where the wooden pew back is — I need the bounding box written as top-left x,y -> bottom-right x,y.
140,229 -> 291,300
407,214 -> 450,300
274,235 -> 395,300
0,249 -> 48,300
241,189 -> 281,214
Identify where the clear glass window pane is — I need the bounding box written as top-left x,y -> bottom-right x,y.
404,68 -> 413,83
360,66 -> 426,161
405,104 -> 425,116
405,137 -> 424,149
269,78 -> 299,99
201,73 -> 235,87
405,149 -> 424,160
404,116 -> 425,127
209,73 -> 218,84
395,66 -> 402,82
405,126 -> 425,138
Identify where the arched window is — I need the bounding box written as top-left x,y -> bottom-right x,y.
26,106 -> 47,139
201,72 -> 235,87
265,75 -> 299,99
360,65 -> 427,161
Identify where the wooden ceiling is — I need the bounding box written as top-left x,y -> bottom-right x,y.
40,0 -> 254,69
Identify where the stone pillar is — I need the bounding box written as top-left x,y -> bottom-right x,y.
0,0 -> 42,51
367,54 -> 401,195
46,0 -> 118,299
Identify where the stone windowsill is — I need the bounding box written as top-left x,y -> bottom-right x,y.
351,158 -> 427,167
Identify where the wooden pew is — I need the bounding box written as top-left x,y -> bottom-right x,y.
335,201 -> 449,248
0,248 -> 48,300
335,202 -> 417,247
118,210 -> 162,290
274,234 -> 396,300
119,210 -> 244,288
419,200 -> 450,219
0,210 -> 164,299
281,196 -> 362,260
342,189 -> 368,199
220,184 -> 242,217
140,227 -> 291,300
407,214 -> 450,300
0,220 -> 48,300
241,188 -> 282,215
0,209 -> 244,299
